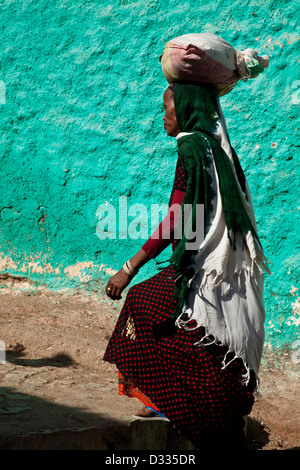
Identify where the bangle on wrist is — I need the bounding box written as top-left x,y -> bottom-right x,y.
123,259 -> 139,277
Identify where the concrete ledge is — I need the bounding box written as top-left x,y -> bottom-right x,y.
0,415 -> 251,450
0,418 -> 197,451
0,427 -> 112,450
0,417 -> 198,451
129,417 -> 198,451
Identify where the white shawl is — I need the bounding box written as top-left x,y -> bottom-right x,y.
175,104 -> 270,384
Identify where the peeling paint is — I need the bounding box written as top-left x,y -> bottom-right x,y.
292,298 -> 300,317
19,262 -> 60,276
64,262 -> 96,283
0,254 -> 116,286
0,255 -> 17,271
64,262 -> 118,282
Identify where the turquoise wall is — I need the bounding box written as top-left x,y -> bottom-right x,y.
0,0 -> 299,350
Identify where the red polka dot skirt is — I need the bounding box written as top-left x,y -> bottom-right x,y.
103,264 -> 256,450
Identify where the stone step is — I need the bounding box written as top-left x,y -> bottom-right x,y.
0,417 -> 198,450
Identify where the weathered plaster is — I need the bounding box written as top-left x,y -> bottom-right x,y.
0,0 -> 299,350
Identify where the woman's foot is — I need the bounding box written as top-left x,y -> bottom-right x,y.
135,406 -> 158,417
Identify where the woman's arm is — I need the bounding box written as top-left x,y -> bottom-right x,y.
105,189 -> 185,300
141,189 -> 185,258
105,159 -> 187,301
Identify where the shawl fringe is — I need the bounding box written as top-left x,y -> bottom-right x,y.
175,234 -> 270,387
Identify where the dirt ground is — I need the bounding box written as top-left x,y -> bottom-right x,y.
0,275 -> 299,451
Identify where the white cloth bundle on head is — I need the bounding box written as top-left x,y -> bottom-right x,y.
236,48 -> 270,81
160,33 -> 269,95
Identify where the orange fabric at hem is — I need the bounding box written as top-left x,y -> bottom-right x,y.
118,371 -> 161,413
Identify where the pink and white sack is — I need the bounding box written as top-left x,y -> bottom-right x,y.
160,33 -> 269,96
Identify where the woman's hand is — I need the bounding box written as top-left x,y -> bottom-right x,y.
105,269 -> 132,300
105,249 -> 150,300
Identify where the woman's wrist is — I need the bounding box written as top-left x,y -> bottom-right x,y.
122,259 -> 139,277
122,249 -> 150,278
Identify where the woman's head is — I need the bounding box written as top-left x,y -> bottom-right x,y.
163,82 -> 220,137
163,85 -> 181,137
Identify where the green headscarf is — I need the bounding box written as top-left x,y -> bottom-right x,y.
169,82 -> 259,316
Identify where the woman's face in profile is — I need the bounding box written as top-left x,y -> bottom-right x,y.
163,87 -> 181,137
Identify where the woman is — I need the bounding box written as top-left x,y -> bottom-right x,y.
103,81 -> 269,450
